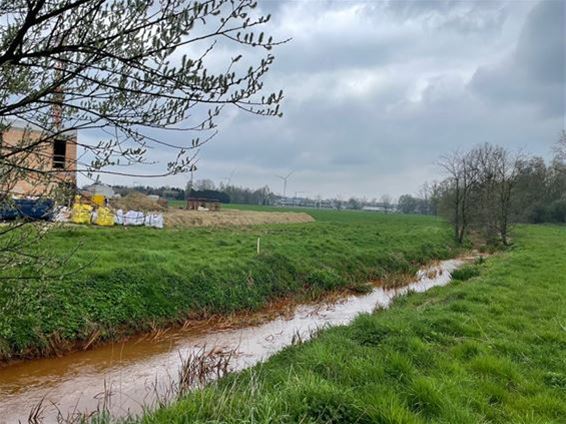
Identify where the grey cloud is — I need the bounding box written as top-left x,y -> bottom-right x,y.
257,0 -> 290,15
272,37 -> 398,75
385,0 -> 467,17
384,0 -> 508,33
515,0 -> 564,84
82,0 -> 562,199
470,0 -> 565,118
263,1 -> 518,81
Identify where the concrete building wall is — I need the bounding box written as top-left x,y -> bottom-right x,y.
1,124 -> 77,197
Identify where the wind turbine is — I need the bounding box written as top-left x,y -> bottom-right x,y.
223,168 -> 237,186
276,171 -> 294,198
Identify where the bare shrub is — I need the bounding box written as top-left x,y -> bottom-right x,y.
177,345 -> 237,397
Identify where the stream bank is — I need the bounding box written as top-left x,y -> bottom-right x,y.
0,256 -> 476,423
139,226 -> 566,424
0,214 -> 456,363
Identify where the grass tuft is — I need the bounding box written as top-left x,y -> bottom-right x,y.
451,265 -> 480,281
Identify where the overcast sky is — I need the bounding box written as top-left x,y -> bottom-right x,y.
82,0 -> 565,200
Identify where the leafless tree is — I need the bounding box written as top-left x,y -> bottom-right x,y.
419,181 -> 442,215
193,178 -> 216,191
552,130 -> 566,163
438,150 -> 480,244
472,144 -> 521,245
439,144 -> 520,245
380,194 -> 392,213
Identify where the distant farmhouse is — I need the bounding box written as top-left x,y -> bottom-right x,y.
1,120 -> 77,197
362,205 -> 398,213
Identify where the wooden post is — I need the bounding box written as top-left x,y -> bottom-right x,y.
257,237 -> 261,255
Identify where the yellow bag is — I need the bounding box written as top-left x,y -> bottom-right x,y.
92,194 -> 106,207
71,203 -> 93,224
95,206 -> 115,226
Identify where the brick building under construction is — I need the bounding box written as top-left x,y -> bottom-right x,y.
1,120 -> 77,197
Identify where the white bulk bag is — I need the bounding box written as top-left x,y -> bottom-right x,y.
114,209 -> 124,225
124,210 -> 144,226
144,213 -> 164,229
53,206 -> 71,222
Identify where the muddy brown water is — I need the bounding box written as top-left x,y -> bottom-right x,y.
0,258 -> 472,423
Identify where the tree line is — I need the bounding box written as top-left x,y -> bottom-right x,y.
186,179 -> 274,205
111,179 -> 275,205
398,133 -> 566,245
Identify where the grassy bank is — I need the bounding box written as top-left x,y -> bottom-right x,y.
138,225 -> 566,423
0,210 -> 455,361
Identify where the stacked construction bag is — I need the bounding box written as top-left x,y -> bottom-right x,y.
69,195 -> 163,228
144,213 -> 164,228
95,206 -> 115,226
70,196 -> 93,224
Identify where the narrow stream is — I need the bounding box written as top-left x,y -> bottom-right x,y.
0,258 -> 472,423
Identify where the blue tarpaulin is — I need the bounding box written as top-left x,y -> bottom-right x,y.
0,198 -> 54,221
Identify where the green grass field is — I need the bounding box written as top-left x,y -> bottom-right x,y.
0,209 -> 455,361
136,224 -> 566,424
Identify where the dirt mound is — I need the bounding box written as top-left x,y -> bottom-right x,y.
165,209 -> 314,227
110,192 -> 166,212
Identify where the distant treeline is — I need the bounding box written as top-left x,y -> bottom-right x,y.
221,184 -> 274,205
397,186 -> 438,216
188,189 -> 230,203
188,179 -> 274,204
112,180 -> 274,205
112,185 -> 186,200
512,156 -> 566,223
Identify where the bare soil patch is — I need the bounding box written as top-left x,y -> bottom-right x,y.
164,209 -> 315,228
110,192 -> 166,211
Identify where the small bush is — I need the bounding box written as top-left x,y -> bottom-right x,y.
451,265 -> 480,281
